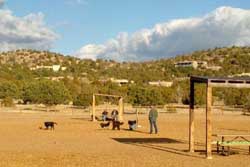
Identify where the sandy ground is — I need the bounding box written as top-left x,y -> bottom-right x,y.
0,109 -> 249,167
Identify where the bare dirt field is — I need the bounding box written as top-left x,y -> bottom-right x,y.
0,108 -> 249,167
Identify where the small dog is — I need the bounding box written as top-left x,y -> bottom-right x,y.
44,121 -> 57,130
128,120 -> 137,130
112,121 -> 124,130
100,121 -> 110,128
128,120 -> 137,125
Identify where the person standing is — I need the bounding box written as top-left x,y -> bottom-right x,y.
149,106 -> 158,134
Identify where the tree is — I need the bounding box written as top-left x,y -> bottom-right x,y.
23,80 -> 71,107
1,97 -> 15,107
73,83 -> 94,107
73,93 -> 92,107
0,81 -> 19,99
128,85 -> 164,106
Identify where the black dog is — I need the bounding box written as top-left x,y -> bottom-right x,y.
112,120 -> 124,130
105,117 -> 113,121
44,121 -> 57,130
128,120 -> 137,130
100,121 -> 110,128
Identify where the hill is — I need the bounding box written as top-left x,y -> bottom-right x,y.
0,46 -> 250,107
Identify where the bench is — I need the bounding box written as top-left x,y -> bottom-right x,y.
212,134 -> 250,156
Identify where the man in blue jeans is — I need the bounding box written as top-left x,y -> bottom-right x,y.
149,106 -> 158,134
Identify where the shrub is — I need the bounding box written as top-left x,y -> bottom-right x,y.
73,93 -> 92,107
23,80 -> 71,106
1,97 -> 15,107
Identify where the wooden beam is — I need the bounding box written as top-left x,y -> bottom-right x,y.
209,82 -> 250,88
206,84 -> 212,159
190,76 -> 208,83
118,97 -> 123,121
189,81 -> 195,152
94,93 -> 122,98
92,95 -> 96,122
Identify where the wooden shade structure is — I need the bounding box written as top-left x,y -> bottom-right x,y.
189,76 -> 250,159
92,93 -> 124,122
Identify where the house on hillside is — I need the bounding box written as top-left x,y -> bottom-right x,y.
197,61 -> 208,68
52,65 -> 60,72
98,78 -> 130,86
148,81 -> 173,87
174,61 -> 198,69
30,65 -> 67,72
230,73 -> 250,77
206,66 -> 222,71
111,78 -> 129,86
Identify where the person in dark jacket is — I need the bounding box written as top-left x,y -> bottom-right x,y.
148,106 -> 158,134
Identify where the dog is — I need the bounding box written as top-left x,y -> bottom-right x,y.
128,120 -> 137,125
105,117 -> 113,121
128,120 -> 137,130
44,121 -> 57,130
112,120 -> 124,130
100,121 -> 110,128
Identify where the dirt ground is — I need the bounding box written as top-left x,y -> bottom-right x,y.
0,109 -> 249,167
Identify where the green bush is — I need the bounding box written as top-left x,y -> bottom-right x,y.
0,81 -> 19,99
23,80 -> 71,106
1,97 -> 15,107
73,93 -> 92,107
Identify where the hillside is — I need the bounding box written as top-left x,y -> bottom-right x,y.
1,46 -> 250,81
0,46 -> 250,107
0,49 -> 78,67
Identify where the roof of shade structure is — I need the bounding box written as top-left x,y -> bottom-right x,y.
190,76 -> 250,88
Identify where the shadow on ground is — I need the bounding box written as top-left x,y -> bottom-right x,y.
112,137 -> 183,144
112,137 -> 209,158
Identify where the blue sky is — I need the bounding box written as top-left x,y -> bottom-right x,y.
1,0 -> 250,61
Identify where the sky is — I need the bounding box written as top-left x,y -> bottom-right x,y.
1,0 -> 250,61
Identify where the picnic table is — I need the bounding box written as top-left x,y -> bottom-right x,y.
212,134 -> 250,156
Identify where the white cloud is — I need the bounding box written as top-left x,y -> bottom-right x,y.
0,9 -> 58,52
76,6 -> 250,62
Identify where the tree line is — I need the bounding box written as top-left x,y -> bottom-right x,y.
1,78 -> 250,108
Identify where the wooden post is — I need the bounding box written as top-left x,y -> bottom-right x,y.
92,95 -> 96,122
189,81 -> 195,152
206,84 -> 212,159
136,108 -> 139,125
221,106 -> 224,115
118,97 -> 123,121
